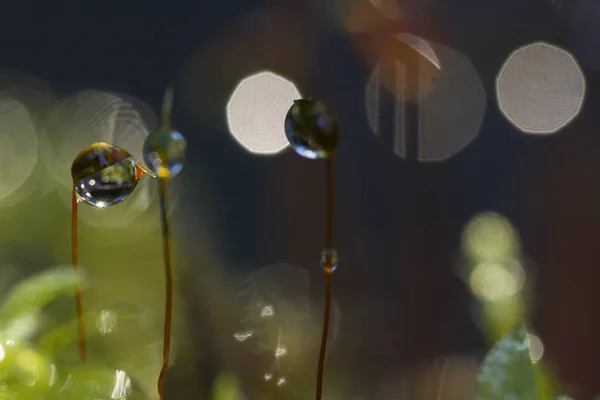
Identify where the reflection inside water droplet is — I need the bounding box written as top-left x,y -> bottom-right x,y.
75,159 -> 141,207
71,142 -> 149,208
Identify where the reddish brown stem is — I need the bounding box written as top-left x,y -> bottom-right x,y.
72,186 -> 86,362
316,157 -> 335,400
325,157 -> 334,250
157,178 -> 173,400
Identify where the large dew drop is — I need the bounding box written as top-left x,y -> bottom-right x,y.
284,99 -> 339,160
71,142 -> 151,208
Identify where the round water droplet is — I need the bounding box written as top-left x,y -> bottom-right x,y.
142,127 -> 187,179
71,142 -> 148,208
320,248 -> 339,273
284,99 -> 339,159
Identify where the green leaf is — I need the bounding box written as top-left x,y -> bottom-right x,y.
0,267 -> 83,340
474,326 -> 538,400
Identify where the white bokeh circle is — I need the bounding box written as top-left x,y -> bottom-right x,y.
226,71 -> 301,155
496,42 -> 586,135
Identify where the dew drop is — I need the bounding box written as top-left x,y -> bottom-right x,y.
142,87 -> 187,179
142,129 -> 186,179
71,142 -> 149,207
320,248 -> 339,273
284,99 -> 339,159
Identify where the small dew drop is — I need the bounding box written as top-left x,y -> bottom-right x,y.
142,88 -> 187,179
142,129 -> 187,179
321,248 -> 339,273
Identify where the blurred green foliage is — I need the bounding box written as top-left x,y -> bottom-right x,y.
0,266 -> 252,400
0,225 -> 577,400
0,266 -> 145,399
474,326 -> 539,400
473,326 -> 572,400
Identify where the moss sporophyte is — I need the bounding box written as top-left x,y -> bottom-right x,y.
69,87 -> 186,400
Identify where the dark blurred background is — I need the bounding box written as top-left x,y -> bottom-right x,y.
0,0 -> 598,398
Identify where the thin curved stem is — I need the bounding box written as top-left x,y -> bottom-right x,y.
316,157 -> 335,400
325,158 -> 334,249
316,272 -> 333,400
157,178 -> 173,400
72,186 -> 86,362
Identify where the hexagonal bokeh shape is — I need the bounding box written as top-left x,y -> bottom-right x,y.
496,42 -> 586,135
226,71 -> 301,155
